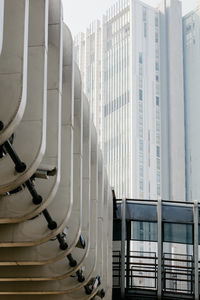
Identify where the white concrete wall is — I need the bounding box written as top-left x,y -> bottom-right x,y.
159,0 -> 186,202
183,7 -> 200,202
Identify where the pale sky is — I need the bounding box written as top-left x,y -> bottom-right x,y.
62,0 -> 198,37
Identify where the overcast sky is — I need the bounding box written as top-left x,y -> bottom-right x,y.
62,0 -> 199,36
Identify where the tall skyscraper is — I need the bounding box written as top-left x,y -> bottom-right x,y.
183,4 -> 200,202
159,0 -> 186,202
75,0 -> 186,202
75,21 -> 103,147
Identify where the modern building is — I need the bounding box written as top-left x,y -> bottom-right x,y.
75,21 -> 103,148
159,0 -> 186,203
0,0 -> 113,299
183,3 -> 200,202
75,0 -> 186,203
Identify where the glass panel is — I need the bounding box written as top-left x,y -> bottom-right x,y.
126,203 -> 157,221
132,221 -> 158,242
113,219 -> 121,241
163,206 -> 193,223
163,223 -> 193,244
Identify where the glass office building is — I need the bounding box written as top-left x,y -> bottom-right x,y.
75,0 -> 186,203
183,5 -> 200,202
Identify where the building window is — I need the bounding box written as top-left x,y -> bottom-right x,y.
139,89 -> 143,101
144,23 -> 147,38
156,96 -> 159,106
155,48 -> 159,59
157,172 -> 160,183
139,140 -> 143,152
139,52 -> 143,64
139,167 -> 143,177
143,7 -> 147,22
156,120 -> 160,133
139,127 -> 143,138
157,184 -> 160,196
156,75 -> 159,82
156,146 -> 160,158
157,158 -> 160,170
139,102 -> 143,113
156,134 -> 160,145
155,15 -> 159,27
155,62 -> 159,71
139,152 -> 143,164
140,180 -> 143,192
139,113 -> 143,123
156,109 -> 160,120
155,31 -> 159,43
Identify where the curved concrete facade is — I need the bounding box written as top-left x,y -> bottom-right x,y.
0,1 -> 112,299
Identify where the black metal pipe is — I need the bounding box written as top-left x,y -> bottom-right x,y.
84,284 -> 92,295
57,233 -> 68,250
84,276 -> 101,294
0,121 -> 4,131
76,269 -> 85,282
0,146 -> 4,158
3,140 -> 26,173
67,254 -> 77,267
96,289 -> 105,299
42,209 -> 57,230
25,179 -> 43,205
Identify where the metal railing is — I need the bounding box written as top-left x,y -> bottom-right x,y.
113,250 -> 121,288
129,251 -> 157,290
113,251 -> 195,296
163,253 -> 194,294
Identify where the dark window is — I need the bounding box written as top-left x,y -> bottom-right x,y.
163,223 -> 193,244
132,221 -> 158,242
155,62 -> 159,71
156,146 -> 160,157
139,89 -> 143,101
156,96 -> 159,106
139,52 -> 143,64
155,32 -> 159,43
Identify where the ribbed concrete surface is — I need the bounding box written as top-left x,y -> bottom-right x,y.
0,0 -> 112,299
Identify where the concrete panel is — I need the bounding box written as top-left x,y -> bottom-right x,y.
160,0 -> 186,201
0,0 -> 29,145
0,288 -> 99,299
0,106 -> 100,292
0,1 -> 64,248
0,0 -> 4,54
0,1 -> 112,298
0,0 -> 47,194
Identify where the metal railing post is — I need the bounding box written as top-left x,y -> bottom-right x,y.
193,200 -> 199,300
121,198 -> 126,300
157,199 -> 162,299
